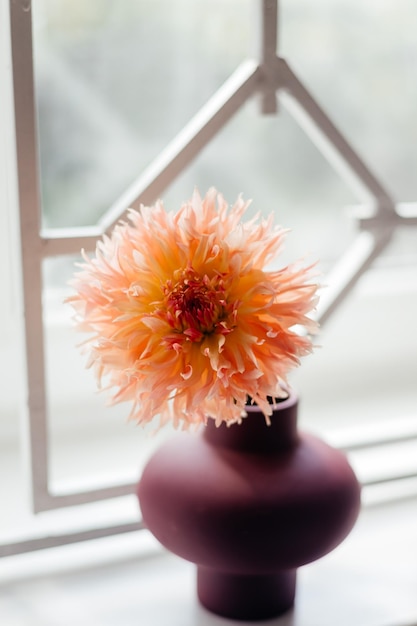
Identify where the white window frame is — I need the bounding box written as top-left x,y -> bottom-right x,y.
2,0 -> 416,557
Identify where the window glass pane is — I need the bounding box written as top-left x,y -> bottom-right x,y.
33,0 -> 417,264
43,257 -> 171,492
292,257 -> 417,434
278,0 -> 417,434
281,0 -> 417,203
36,0 -> 417,425
33,0 -> 252,228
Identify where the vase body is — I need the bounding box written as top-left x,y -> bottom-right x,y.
137,392 -> 361,621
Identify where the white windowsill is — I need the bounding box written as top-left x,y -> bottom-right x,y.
1,493 -> 417,626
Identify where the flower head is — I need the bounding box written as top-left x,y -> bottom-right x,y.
67,188 -> 319,429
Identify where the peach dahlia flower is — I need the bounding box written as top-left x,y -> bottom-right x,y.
67,188 -> 319,429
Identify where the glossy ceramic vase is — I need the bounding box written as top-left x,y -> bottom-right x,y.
137,391 -> 361,621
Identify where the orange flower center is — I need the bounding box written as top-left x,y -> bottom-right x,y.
163,269 -> 229,342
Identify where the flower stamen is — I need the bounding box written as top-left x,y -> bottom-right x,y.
163,269 -> 228,342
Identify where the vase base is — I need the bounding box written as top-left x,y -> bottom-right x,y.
197,567 -> 296,621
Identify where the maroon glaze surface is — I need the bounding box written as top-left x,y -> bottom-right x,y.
137,391 -> 361,620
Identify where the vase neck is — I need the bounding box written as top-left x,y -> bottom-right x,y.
203,392 -> 299,454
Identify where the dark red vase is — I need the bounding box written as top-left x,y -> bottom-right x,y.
137,391 -> 361,621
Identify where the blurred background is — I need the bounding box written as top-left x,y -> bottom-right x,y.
1,0 -> 416,538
